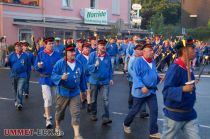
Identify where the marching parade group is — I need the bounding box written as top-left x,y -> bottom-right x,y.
0,34 -> 209,139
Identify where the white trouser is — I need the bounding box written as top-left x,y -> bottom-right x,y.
41,85 -> 57,107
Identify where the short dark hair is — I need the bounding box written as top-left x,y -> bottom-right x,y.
177,47 -> 185,57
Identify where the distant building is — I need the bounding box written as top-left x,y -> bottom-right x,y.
0,0 -> 147,44
181,0 -> 210,28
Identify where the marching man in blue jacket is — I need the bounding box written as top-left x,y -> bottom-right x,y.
123,43 -> 162,138
76,42 -> 92,112
106,37 -> 118,71
51,44 -> 87,139
88,39 -> 113,125
34,37 -> 61,128
76,39 -> 84,56
161,40 -> 201,139
22,42 -> 35,98
5,42 -> 29,110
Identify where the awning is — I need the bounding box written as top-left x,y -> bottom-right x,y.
13,20 -> 112,31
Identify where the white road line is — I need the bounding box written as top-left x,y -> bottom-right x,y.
194,75 -> 210,78
0,67 -> 10,70
0,97 -> 14,101
114,71 -> 124,75
29,81 -> 39,84
112,112 -> 210,129
200,125 -> 210,129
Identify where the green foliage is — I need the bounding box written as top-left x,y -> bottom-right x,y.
162,24 -> 182,38
8,45 -> 15,53
208,19 -> 210,29
131,0 -> 181,30
187,27 -> 210,41
150,13 -> 164,34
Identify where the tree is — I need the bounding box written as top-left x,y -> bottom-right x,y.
187,27 -> 210,41
150,13 -> 164,34
131,0 -> 181,30
208,19 -> 210,29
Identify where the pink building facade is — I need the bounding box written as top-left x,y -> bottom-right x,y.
0,0 -> 136,44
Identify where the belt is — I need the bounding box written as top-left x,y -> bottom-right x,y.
146,86 -> 158,90
61,85 -> 77,92
40,74 -> 51,77
165,106 -> 192,113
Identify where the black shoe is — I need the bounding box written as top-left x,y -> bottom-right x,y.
140,112 -> 149,118
17,104 -> 23,111
80,101 -> 86,109
123,70 -> 127,75
46,119 -> 52,129
102,118 -> 112,125
87,104 -> 91,113
90,115 -> 98,121
25,94 -> 29,99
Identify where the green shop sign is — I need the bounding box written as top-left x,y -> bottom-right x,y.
84,8 -> 108,25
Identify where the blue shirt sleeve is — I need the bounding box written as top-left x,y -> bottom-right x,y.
80,65 -> 87,92
88,53 -> 97,73
132,59 -> 145,89
51,61 -> 63,86
162,65 -> 183,102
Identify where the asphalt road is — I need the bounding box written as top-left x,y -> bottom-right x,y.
0,68 -> 210,139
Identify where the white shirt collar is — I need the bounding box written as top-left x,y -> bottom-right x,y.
142,57 -> 153,69
67,61 -> 76,71
82,54 -> 89,60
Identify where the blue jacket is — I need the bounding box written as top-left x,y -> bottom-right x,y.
127,55 -> 135,82
90,47 -> 96,53
76,48 -> 82,56
126,42 -> 135,56
34,51 -> 61,86
106,43 -> 118,57
76,54 -> 90,82
132,57 -> 159,98
162,45 -> 173,53
51,58 -> 87,97
25,51 -> 35,72
88,51 -> 112,85
152,40 -> 163,47
7,52 -> 29,78
162,63 -> 197,121
38,46 -> 44,53
119,43 -> 127,56
152,40 -> 163,53
53,44 -> 65,56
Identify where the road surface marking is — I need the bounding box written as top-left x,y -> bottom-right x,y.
0,97 -> 14,101
112,111 -> 210,129
29,81 -> 39,84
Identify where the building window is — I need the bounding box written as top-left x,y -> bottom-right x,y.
90,0 -> 96,8
112,0 -> 120,15
62,0 -> 71,8
1,0 -> 39,6
19,29 -> 32,44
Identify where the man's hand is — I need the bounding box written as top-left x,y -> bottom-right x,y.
183,84 -> 194,93
38,62 -> 43,68
159,75 -> 165,83
110,80 -> 114,85
61,73 -> 68,80
31,66 -> 35,71
95,59 -> 100,67
195,79 -> 199,84
141,87 -> 149,94
80,93 -> 86,102
5,57 -> 8,63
